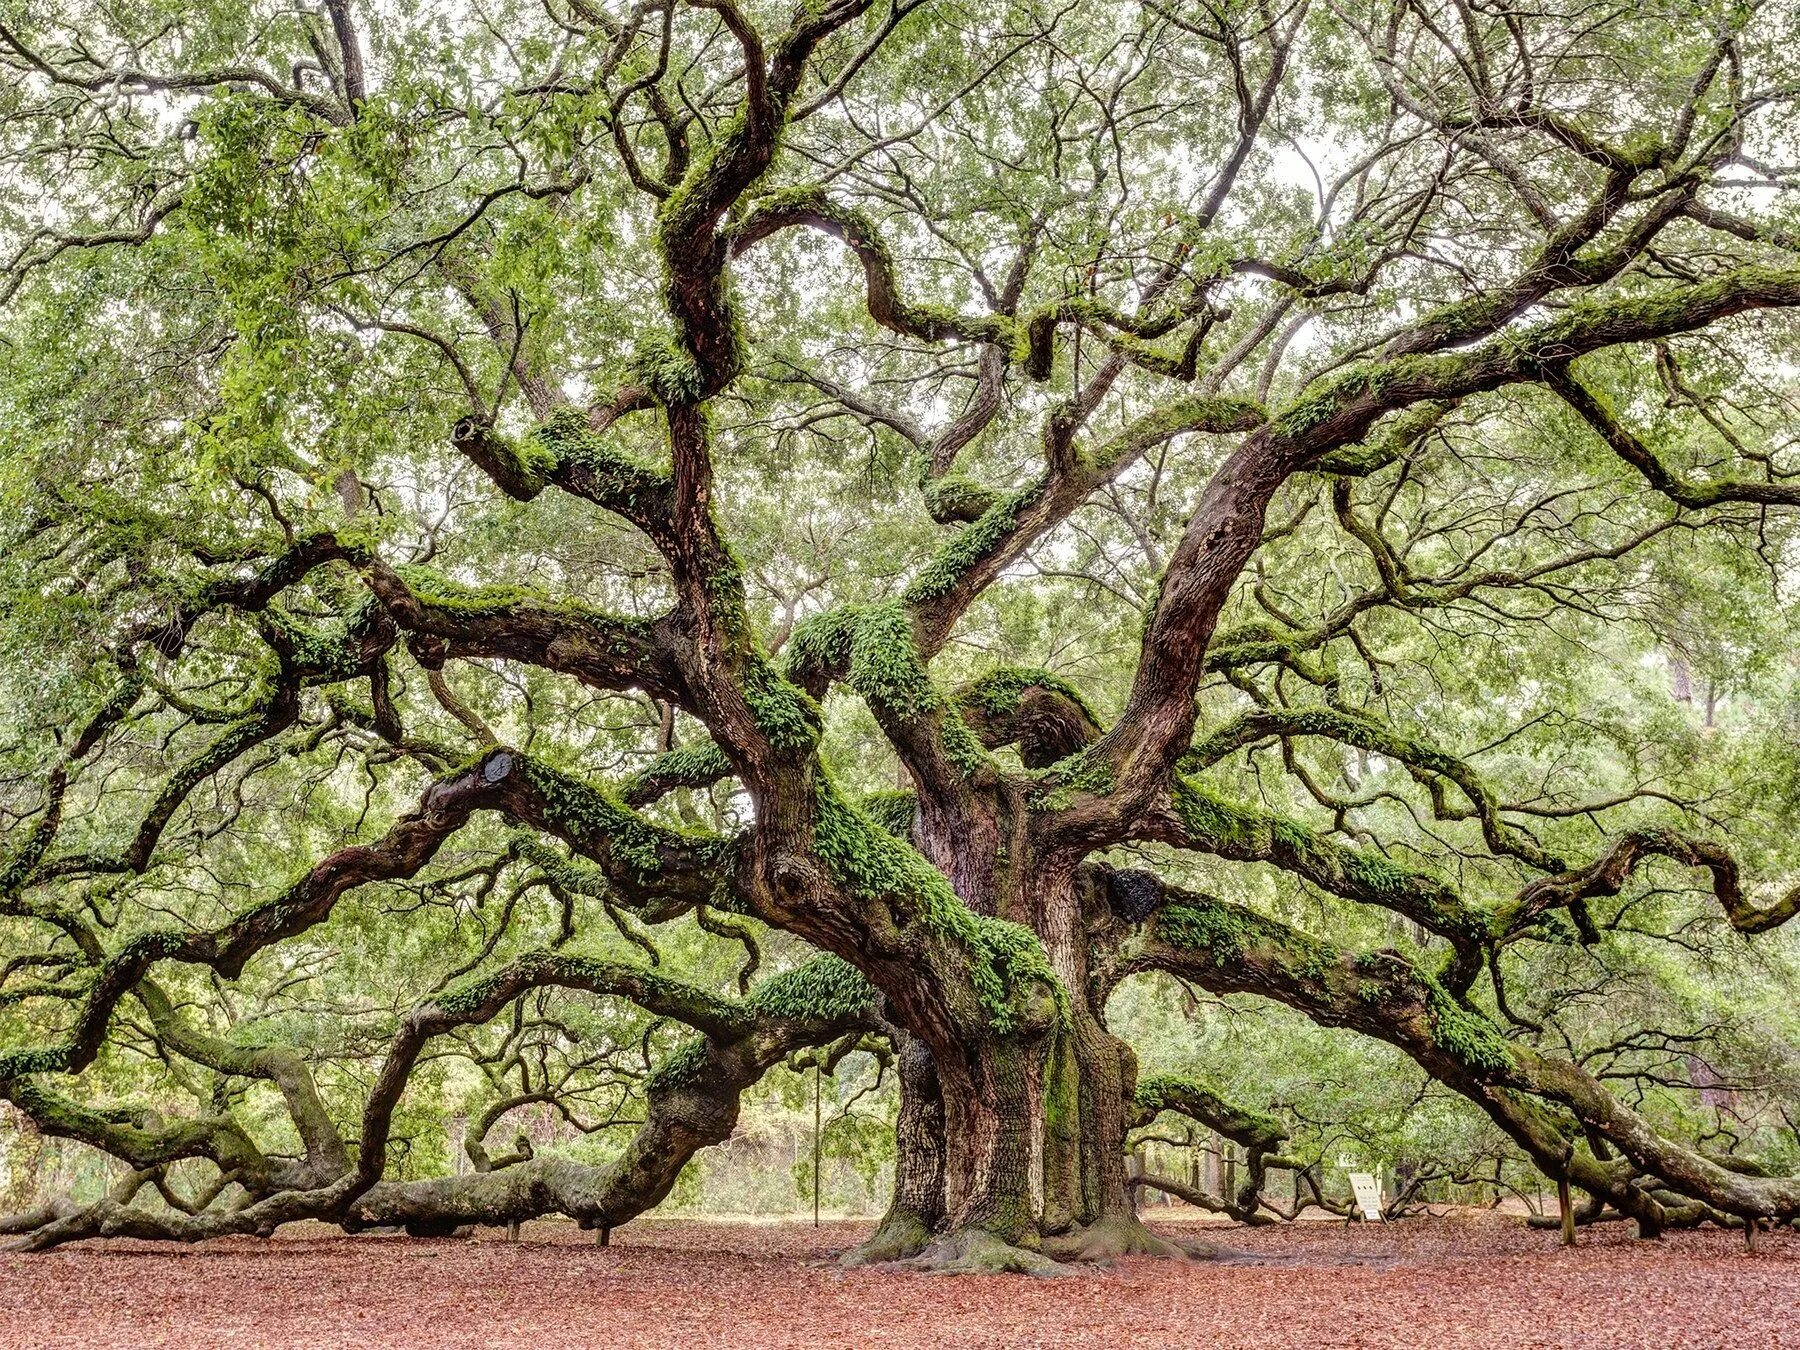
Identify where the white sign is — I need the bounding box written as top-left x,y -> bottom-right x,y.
1347,1171 -> 1384,1221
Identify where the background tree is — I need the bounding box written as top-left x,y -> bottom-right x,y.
3,0 -> 1800,1271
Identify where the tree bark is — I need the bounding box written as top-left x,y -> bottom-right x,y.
843,1032 -> 943,1264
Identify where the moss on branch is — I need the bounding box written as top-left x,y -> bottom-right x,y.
532,406 -> 673,518
517,756 -> 727,885
1169,778 -> 1490,943
902,482 -> 1044,606
810,785 -> 1059,1033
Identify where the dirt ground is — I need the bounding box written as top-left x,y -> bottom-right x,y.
1,1208 -> 1795,1348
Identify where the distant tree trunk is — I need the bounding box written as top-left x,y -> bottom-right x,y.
1669,651 -> 1694,703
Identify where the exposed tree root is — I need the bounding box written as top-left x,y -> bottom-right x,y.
1043,1214 -> 1250,1264
838,1212 -> 933,1266
893,1227 -> 1072,1276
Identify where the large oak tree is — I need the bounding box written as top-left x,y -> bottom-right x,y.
4,0 -> 1800,1270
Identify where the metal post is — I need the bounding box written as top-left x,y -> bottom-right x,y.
813,1059 -> 822,1227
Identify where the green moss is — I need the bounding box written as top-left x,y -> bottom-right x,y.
902,482 -> 1043,605
1170,779 -> 1267,848
601,959 -> 876,1096
968,915 -> 1061,1031
740,657 -> 822,750
1134,1072 -> 1207,1111
517,756 -> 720,883
787,601 -> 941,723
845,601 -> 934,721
514,837 -> 615,898
1135,1073 -> 1287,1148
645,1037 -> 712,1092
1,1046 -> 69,1078
1296,939 -> 1341,986
1028,747 -> 1114,811
264,595 -> 384,680
650,109 -> 760,390
785,605 -> 988,771
450,422 -> 556,493
627,741 -> 734,799
1345,849 -> 1412,895
941,713 -> 997,780
785,605 -> 857,677
810,783 -> 1058,1032
533,406 -> 670,512
1157,901 -> 1253,965
1204,622 -> 1299,669
1419,969 -> 1513,1073
1096,393 -> 1266,464
633,340 -> 707,405
1041,1021 -> 1080,1143
745,955 -> 874,1022
858,789 -> 918,837
1274,389 -> 1345,436
1270,816 -> 1320,857
393,566 -> 539,619
921,474 -> 999,521
656,739 -> 733,782
699,532 -> 750,629
657,104 -> 755,251
1174,779 -> 1451,919
960,667 -> 1096,721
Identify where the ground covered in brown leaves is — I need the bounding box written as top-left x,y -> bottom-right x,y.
2,1209 -> 1795,1347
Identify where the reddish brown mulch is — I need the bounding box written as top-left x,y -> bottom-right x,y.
2,1211 -> 1796,1348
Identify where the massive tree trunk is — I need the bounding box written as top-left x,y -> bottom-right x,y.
869,834 -> 1188,1268
922,1034 -> 1051,1270
1033,865 -> 1193,1260
844,1032 -> 943,1263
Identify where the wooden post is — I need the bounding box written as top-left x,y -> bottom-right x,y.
507,1219 -> 520,1243
598,1223 -> 610,1248
1558,1175 -> 1576,1247
813,1059 -> 822,1228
